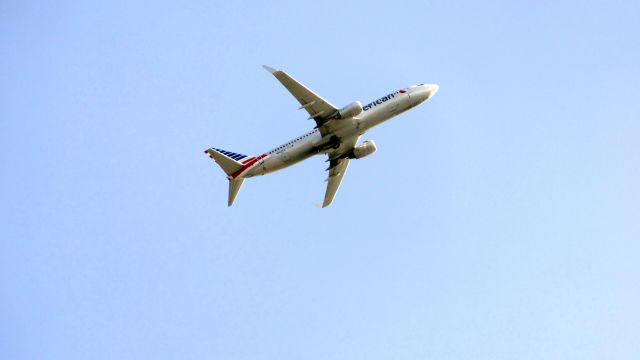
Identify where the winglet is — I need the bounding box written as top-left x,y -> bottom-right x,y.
262,65 -> 278,74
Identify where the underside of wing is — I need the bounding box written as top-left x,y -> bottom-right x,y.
263,65 -> 338,130
323,157 -> 350,208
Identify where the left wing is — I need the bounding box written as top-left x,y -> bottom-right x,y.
323,158 -> 350,208
262,65 -> 338,131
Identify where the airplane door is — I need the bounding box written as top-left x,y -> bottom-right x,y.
392,91 -> 411,114
389,99 -> 399,114
389,92 -> 409,115
280,148 -> 291,162
281,152 -> 289,162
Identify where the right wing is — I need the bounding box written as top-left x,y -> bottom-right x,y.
263,65 -> 338,131
320,134 -> 360,207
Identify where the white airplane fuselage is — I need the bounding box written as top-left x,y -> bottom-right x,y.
236,84 -> 438,179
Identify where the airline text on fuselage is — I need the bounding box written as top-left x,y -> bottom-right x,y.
362,91 -> 400,111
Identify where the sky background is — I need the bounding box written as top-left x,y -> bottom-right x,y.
1,1 -> 639,359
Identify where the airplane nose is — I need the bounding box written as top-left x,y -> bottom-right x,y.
425,84 -> 439,100
411,84 -> 439,104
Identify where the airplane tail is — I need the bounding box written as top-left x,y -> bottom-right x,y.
204,147 -> 249,206
228,178 -> 245,207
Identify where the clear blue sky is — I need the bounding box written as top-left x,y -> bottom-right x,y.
2,1 -> 639,359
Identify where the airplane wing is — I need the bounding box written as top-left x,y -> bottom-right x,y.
321,134 -> 360,207
323,157 -> 350,208
262,65 -> 339,131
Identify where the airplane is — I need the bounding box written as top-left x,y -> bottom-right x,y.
204,65 -> 439,207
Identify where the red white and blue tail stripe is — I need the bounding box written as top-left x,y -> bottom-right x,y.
210,148 -> 249,162
204,147 -> 269,179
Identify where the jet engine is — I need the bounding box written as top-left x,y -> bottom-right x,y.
352,140 -> 377,159
336,101 -> 363,119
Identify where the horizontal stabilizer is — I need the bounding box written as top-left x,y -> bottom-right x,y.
228,178 -> 245,206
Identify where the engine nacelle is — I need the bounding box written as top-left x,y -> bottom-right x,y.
352,140 -> 377,159
336,101 -> 363,119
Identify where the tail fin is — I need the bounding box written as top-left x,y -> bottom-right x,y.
204,148 -> 249,176
205,147 -> 250,206
228,178 -> 245,206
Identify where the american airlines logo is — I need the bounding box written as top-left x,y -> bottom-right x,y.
362,91 -> 400,111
